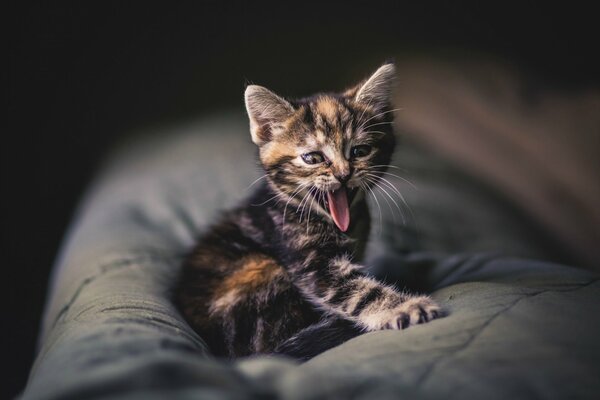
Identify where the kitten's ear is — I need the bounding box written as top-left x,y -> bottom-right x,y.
244,85 -> 295,145
350,63 -> 396,111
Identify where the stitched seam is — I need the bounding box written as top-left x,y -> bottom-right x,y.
415,278 -> 600,386
50,252 -> 181,330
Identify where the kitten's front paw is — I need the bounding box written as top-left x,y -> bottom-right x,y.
362,296 -> 442,331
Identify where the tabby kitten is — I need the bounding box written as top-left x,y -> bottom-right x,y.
176,63 -> 442,360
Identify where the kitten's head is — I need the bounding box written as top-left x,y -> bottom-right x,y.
244,63 -> 396,232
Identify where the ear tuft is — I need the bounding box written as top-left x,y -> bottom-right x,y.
244,85 -> 294,145
354,63 -> 396,111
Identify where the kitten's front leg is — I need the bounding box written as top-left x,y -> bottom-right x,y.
293,254 -> 442,331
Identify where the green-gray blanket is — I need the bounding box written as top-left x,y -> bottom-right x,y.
21,113 -> 600,399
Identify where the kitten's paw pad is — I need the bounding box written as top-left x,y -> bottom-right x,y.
364,296 -> 443,331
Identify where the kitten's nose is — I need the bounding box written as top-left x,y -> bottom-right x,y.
333,163 -> 352,185
335,171 -> 351,185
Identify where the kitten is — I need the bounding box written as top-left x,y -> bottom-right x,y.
176,63 -> 442,360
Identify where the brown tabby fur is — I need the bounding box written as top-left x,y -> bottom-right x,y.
176,64 -> 442,360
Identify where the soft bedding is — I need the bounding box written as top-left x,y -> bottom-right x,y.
21,113 -> 600,399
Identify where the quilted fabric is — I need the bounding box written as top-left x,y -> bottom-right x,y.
21,113 -> 600,399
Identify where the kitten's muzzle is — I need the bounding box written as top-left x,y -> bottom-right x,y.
333,165 -> 353,185
335,173 -> 351,185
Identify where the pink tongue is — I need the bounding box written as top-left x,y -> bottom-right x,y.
327,188 -> 350,232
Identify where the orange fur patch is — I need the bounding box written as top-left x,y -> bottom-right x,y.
316,97 -> 340,123
213,254 -> 286,305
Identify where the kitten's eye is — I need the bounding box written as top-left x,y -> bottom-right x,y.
351,145 -> 372,158
301,152 -> 325,165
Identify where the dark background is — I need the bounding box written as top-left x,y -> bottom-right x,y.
5,2 -> 598,398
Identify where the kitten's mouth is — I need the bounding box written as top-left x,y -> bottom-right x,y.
323,187 -> 357,232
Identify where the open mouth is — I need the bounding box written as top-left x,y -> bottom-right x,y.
320,187 -> 358,232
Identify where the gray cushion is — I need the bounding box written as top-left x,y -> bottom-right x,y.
22,112 -> 600,399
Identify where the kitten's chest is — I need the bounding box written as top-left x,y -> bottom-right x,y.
345,202 -> 371,261
281,198 -> 371,260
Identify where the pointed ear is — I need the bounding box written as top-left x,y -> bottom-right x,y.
352,63 -> 396,111
244,85 -> 295,145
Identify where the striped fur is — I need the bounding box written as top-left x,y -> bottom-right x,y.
176,64 -> 441,359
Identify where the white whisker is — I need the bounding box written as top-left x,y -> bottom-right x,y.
369,164 -> 409,172
365,166 -> 417,189
356,95 -> 376,131
245,174 -> 268,191
282,182 -> 310,232
298,186 -> 315,223
252,191 -> 287,206
361,130 -> 388,136
358,108 -> 403,130
364,175 -> 405,224
364,176 -> 405,224
365,173 -> 404,199
361,181 -> 382,235
363,177 -> 396,224
361,121 -> 394,131
364,173 -> 415,224
306,188 -> 319,234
